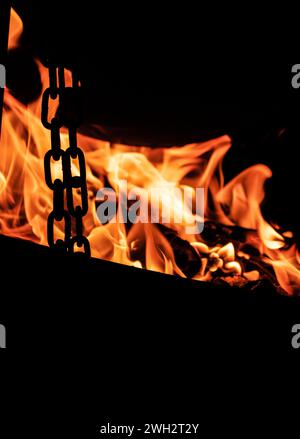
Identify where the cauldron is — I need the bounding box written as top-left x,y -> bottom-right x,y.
6,0 -> 293,146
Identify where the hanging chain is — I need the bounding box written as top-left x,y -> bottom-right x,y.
41,65 -> 91,257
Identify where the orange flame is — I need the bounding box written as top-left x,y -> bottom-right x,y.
8,8 -> 23,50
1,9 -> 300,296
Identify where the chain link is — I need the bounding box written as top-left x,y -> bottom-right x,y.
42,65 -> 90,257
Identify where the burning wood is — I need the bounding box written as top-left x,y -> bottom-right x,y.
0,9 -> 300,296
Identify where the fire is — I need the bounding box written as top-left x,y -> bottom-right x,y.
1,9 -> 300,296
8,8 -> 23,50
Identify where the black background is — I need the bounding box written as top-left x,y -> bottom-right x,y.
1,1 -> 300,437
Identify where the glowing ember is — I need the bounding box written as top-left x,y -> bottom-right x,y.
1,9 -> 300,296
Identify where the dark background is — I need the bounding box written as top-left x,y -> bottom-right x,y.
1,1 -> 299,436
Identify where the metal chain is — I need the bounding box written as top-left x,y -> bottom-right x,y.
41,65 -> 91,257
